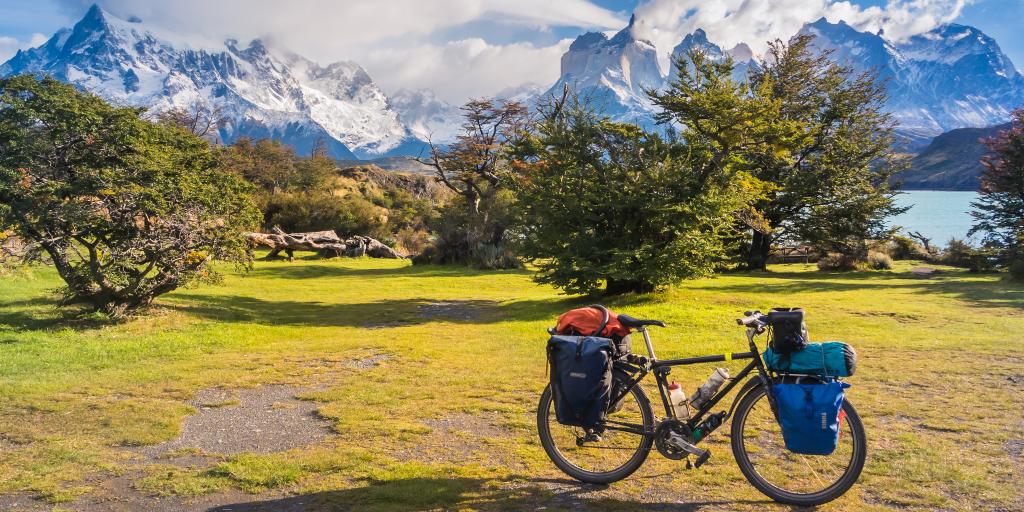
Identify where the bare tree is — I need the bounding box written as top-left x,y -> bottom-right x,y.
908,231 -> 934,255
422,99 -> 527,216
158,103 -> 225,140
416,98 -> 529,265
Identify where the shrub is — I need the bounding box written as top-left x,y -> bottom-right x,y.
942,239 -> 998,272
0,75 -> 261,318
867,251 -> 893,270
817,253 -> 860,271
395,227 -> 430,256
1008,258 -> 1024,281
263,193 -> 386,239
416,194 -> 520,269
888,235 -> 931,260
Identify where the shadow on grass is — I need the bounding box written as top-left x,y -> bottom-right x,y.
0,297 -> 112,333
249,262 -> 533,280
715,270 -> 1024,310
205,476 -> 771,511
164,294 -> 583,328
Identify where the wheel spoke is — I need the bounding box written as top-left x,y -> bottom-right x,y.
732,386 -> 865,503
539,382 -> 651,479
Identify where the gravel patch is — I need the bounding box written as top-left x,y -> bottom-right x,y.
137,385 -> 332,457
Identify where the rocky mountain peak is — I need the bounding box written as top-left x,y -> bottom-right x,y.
1,5 -> 422,159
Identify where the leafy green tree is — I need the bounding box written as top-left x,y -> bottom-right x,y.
220,138 -> 298,194
516,93 -> 760,294
651,39 -> 906,269
0,75 -> 261,318
970,109 -> 1024,279
291,154 -> 335,193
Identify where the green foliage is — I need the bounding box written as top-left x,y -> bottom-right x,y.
888,235 -> 932,260
262,193 -> 384,239
1009,258 -> 1024,281
652,38 -> 905,270
0,75 -> 261,318
515,95 -> 759,295
816,253 -> 859,271
941,239 -> 999,273
970,109 -> 1024,271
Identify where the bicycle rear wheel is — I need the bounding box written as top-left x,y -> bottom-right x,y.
730,384 -> 866,506
537,378 -> 653,484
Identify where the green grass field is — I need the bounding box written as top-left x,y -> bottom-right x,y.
0,258 -> 1021,511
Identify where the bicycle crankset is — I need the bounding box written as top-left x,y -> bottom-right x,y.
655,420 -> 711,467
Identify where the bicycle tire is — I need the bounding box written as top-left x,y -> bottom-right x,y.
537,377 -> 654,484
730,383 -> 867,506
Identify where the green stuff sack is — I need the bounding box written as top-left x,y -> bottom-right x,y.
763,342 -> 856,377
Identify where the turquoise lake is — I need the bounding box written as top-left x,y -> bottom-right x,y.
890,190 -> 979,246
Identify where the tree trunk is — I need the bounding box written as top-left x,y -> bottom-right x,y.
246,229 -> 404,259
746,231 -> 773,271
605,278 -> 655,295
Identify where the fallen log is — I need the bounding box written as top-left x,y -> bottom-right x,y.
246,227 -> 404,260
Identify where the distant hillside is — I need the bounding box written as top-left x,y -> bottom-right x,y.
896,123 -> 1007,190
336,156 -> 434,175
336,165 -> 448,202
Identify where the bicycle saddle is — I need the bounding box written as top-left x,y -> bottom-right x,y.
617,314 -> 666,328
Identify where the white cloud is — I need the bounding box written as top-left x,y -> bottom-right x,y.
44,1 -> 969,104
365,38 -> 573,103
633,0 -> 968,69
51,0 -> 622,103
0,33 -> 49,62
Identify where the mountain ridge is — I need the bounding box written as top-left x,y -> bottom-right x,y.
897,122 -> 1009,190
0,4 -> 425,159
543,15 -> 1024,149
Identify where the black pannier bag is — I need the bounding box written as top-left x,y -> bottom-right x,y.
547,335 -> 614,429
767,307 -> 808,354
547,305 -> 615,429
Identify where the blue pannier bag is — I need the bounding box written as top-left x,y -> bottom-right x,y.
763,341 -> 856,377
547,335 -> 614,429
772,379 -> 851,455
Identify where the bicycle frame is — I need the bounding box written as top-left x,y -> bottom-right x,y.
603,327 -> 775,438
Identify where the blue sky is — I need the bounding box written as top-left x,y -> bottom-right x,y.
1,0 -> 1021,102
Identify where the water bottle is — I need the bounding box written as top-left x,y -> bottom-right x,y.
689,368 -> 730,410
667,381 -> 689,419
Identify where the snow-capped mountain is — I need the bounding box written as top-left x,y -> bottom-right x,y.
543,21 -> 758,127
669,29 -> 757,84
800,18 -> 1024,147
544,14 -> 664,126
546,15 -> 1024,147
390,88 -> 463,144
0,5 -> 423,159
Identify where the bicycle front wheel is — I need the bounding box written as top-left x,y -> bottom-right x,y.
730,384 -> 867,506
537,378 -> 653,484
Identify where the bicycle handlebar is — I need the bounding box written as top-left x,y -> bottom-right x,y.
736,311 -> 767,328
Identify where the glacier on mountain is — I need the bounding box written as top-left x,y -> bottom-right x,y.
5,6 -> 1023,158
0,5 -> 419,159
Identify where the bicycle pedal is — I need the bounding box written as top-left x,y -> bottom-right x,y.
684,458 -> 693,470
693,449 -> 711,468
